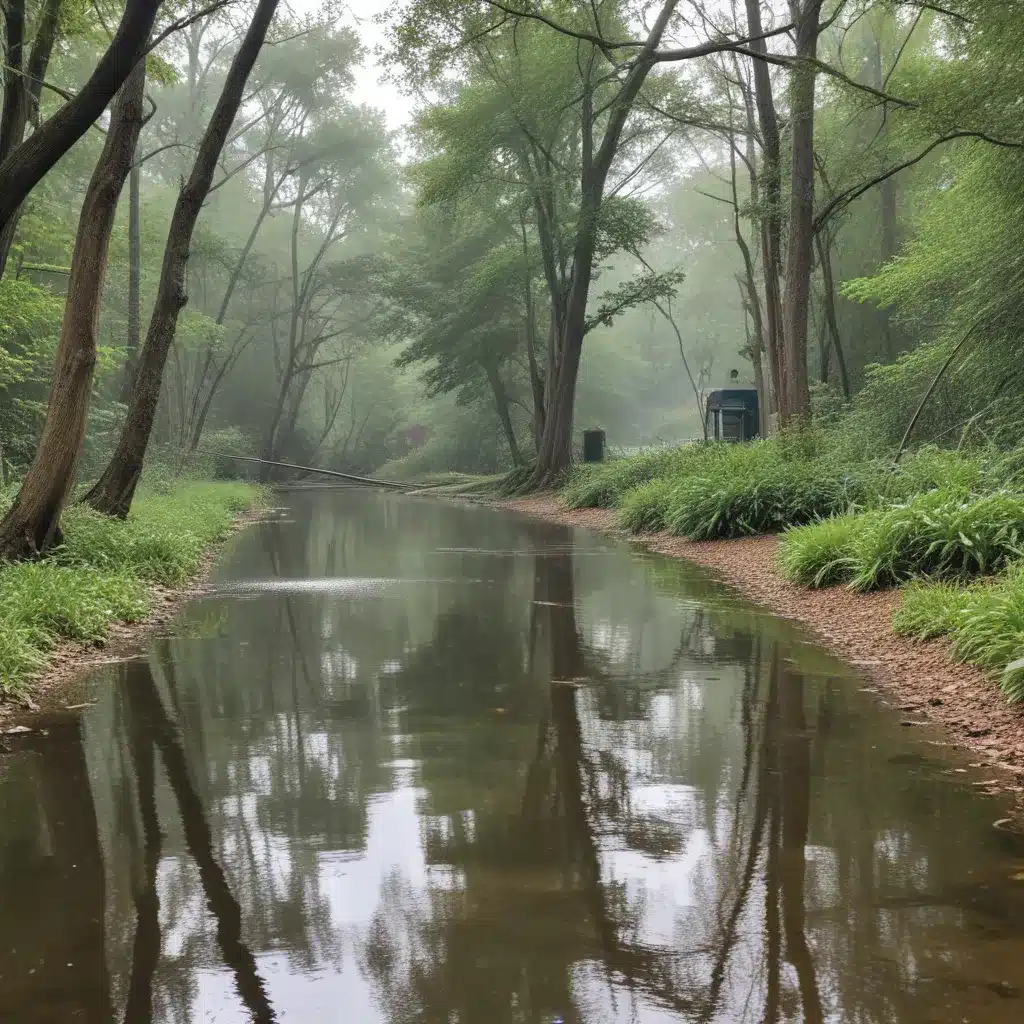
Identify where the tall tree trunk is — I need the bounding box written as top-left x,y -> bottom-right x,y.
85,0 -> 282,517
870,28 -> 898,361
814,232 -> 851,398
528,3 -> 679,487
779,1 -> 824,425
0,0 -> 63,278
744,0 -> 785,422
484,359 -> 523,467
0,0 -> 161,242
121,159 -> 142,402
0,61 -> 147,559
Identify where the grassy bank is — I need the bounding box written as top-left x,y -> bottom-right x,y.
0,480 -> 264,700
560,437 -> 1024,703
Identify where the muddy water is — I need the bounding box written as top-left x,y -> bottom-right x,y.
3,489 -> 1024,1023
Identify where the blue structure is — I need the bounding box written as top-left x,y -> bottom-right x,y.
704,388 -> 760,442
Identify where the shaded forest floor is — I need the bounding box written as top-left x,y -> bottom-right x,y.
499,493 -> 1024,794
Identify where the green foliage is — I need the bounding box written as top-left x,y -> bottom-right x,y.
780,488 -> 1024,591
895,567 -> 1024,704
617,477 -> 676,534
777,515 -> 863,588
562,445 -> 701,510
0,481 -> 263,698
662,456 -> 867,541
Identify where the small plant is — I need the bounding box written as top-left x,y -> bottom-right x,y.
892,580 -> 974,640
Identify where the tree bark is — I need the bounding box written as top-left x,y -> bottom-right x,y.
484,359 -> 523,467
814,232 -> 851,398
779,1 -> 824,425
121,159 -> 142,402
0,0 -> 161,244
0,61 -> 147,559
743,0 -> 785,421
0,0 -> 63,278
85,0 -> 282,516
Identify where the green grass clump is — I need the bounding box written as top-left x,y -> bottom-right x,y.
777,514 -> 864,587
618,477 -> 677,534
894,570 -> 1024,703
663,458 -> 867,541
780,488 -> 1024,591
892,580 -> 975,640
848,488 -> 1024,590
561,445 -> 701,510
0,480 -> 262,697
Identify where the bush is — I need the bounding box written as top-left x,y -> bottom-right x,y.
848,489 -> 1024,590
894,569 -> 1024,703
0,480 -> 263,697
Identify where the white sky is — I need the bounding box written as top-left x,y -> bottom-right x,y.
286,0 -> 418,132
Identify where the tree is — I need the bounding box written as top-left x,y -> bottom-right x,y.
0,58 -> 147,558
85,0 -> 283,516
391,0 -> 791,485
0,0 -> 164,247
0,0 -> 64,277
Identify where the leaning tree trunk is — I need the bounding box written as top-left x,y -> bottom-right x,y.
0,63 -> 147,559
0,0 -> 161,241
85,0 -> 282,517
484,360 -> 523,467
779,1 -> 824,426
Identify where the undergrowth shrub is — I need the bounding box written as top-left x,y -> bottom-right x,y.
777,515 -> 863,587
663,457 -> 868,540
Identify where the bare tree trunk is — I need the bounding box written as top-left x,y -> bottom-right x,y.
484,359 -> 523,467
85,0 -> 282,517
0,61 -> 146,559
814,232 -> 851,398
0,0 -> 63,278
743,0 -> 785,420
0,0 -> 161,242
121,159 -> 142,402
779,1 -> 824,425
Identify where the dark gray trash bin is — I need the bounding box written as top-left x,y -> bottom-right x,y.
582,429 -> 605,463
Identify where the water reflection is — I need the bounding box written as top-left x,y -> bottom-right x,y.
2,490 -> 1024,1022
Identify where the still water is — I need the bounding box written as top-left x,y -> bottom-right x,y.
3,488 -> 1024,1023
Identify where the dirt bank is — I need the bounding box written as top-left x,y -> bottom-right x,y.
0,505 -> 269,728
500,494 -> 1024,795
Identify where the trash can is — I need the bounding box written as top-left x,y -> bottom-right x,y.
582,429 -> 606,463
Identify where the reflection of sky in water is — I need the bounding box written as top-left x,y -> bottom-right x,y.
6,489 -> 1024,1024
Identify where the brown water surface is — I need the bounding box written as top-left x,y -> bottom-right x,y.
3,488 -> 1024,1023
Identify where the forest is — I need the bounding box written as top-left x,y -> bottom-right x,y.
1,0 -> 1024,695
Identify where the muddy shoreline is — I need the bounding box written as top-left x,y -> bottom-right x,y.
497,494 -> 1024,799
0,505 -> 269,728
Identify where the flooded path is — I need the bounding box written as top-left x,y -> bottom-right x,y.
3,488 -> 1024,1022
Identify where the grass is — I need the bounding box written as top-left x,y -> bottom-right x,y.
562,444 -> 703,510
0,480 -> 264,699
779,488 -> 1024,591
895,571 -> 1024,703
